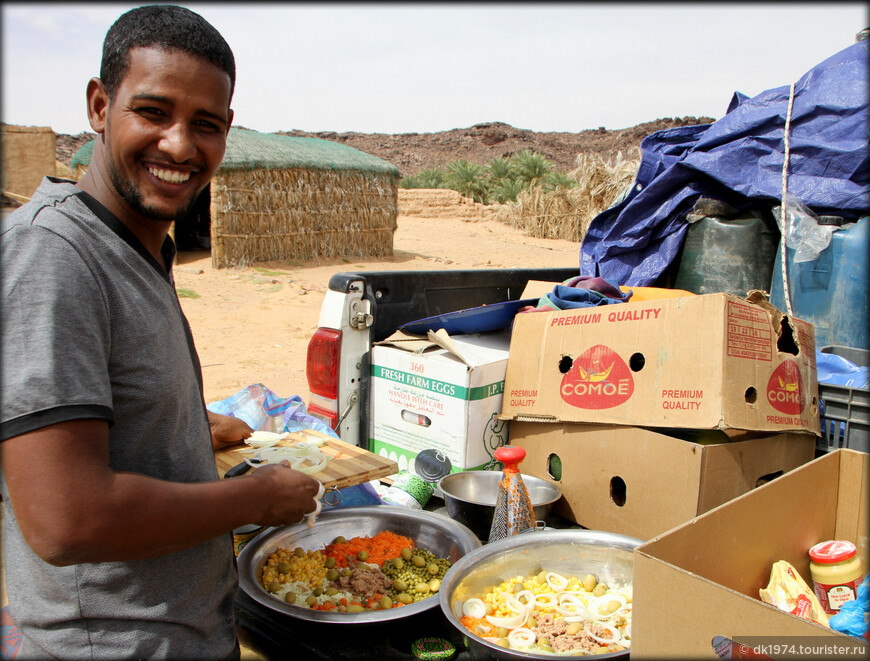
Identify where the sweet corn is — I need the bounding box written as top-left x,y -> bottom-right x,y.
261,547 -> 329,589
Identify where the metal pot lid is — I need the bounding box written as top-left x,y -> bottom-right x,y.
413,449 -> 452,482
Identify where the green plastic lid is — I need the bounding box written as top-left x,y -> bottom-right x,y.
411,637 -> 456,661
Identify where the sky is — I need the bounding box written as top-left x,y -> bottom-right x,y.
2,2 -> 867,136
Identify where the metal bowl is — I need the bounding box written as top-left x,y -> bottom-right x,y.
438,471 -> 562,540
439,529 -> 642,660
237,505 -> 481,624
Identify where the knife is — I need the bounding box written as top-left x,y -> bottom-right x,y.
224,458 -> 261,478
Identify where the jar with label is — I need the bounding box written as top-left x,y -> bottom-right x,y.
808,539 -> 864,614
232,524 -> 264,557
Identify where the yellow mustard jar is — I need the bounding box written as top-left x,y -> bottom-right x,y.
808,540 -> 864,614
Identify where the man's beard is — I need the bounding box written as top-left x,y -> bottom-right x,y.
106,153 -> 199,222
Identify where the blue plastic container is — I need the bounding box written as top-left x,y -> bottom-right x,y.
769,216 -> 869,351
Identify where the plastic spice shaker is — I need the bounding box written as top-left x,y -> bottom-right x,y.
488,446 -> 536,543
809,540 -> 864,614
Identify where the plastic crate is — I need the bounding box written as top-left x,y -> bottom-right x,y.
817,346 -> 869,454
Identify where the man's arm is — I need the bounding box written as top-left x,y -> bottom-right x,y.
0,418 -> 320,566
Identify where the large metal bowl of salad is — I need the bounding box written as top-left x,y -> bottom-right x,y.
237,505 -> 481,624
439,529 -> 642,659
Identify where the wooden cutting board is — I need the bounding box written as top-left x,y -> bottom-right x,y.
213,429 -> 398,490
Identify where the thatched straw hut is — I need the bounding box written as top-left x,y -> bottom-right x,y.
71,128 -> 400,268
2,124 -> 56,206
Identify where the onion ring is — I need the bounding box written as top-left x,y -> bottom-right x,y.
506,627 -> 536,648
462,598 -> 487,619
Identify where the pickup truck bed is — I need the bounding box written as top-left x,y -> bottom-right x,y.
307,267 -> 579,448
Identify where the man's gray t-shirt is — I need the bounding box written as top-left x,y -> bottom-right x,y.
0,178 -> 238,659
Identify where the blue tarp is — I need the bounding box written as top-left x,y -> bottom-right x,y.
580,40 -> 870,286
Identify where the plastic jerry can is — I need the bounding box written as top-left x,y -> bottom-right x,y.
673,212 -> 780,297
769,216 -> 869,351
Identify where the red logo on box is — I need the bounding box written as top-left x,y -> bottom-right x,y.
766,360 -> 805,415
560,344 -> 634,409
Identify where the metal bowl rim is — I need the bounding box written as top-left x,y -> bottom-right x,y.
438,471 -> 562,508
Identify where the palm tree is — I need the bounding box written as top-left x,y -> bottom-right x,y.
513,150 -> 554,187
446,160 -> 488,204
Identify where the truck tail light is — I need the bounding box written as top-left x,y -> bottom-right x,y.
307,402 -> 339,430
307,327 -> 341,399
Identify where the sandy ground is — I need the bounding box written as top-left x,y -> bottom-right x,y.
177,189 -> 582,408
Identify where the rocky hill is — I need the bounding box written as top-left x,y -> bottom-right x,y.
55,116 -> 715,177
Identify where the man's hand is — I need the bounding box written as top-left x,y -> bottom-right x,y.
207,411 -> 253,450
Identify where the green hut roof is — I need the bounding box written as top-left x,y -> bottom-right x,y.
70,127 -> 399,176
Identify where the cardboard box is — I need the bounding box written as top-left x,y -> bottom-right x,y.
501,291 -> 820,434
510,421 -> 816,540
632,449 -> 869,659
369,330 -> 511,473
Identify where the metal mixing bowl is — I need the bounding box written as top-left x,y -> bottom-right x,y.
237,505 -> 481,624
438,471 -> 562,540
439,529 -> 642,660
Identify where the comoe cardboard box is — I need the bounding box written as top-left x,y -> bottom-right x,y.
501,291 -> 820,434
369,330 -> 511,474
509,421 -> 817,540
632,449 -> 869,659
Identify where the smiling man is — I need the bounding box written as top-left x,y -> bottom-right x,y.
0,6 -> 321,659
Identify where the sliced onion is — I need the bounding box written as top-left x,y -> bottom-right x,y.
507,627 -> 536,648
545,571 -> 568,591
462,598 -> 487,619
586,622 -> 621,645
555,592 -> 586,616
245,431 -> 290,448
503,593 -> 527,615
533,592 -> 557,608
485,612 -> 526,629
514,589 -> 535,607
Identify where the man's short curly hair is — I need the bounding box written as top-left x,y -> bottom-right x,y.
100,4 -> 235,101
